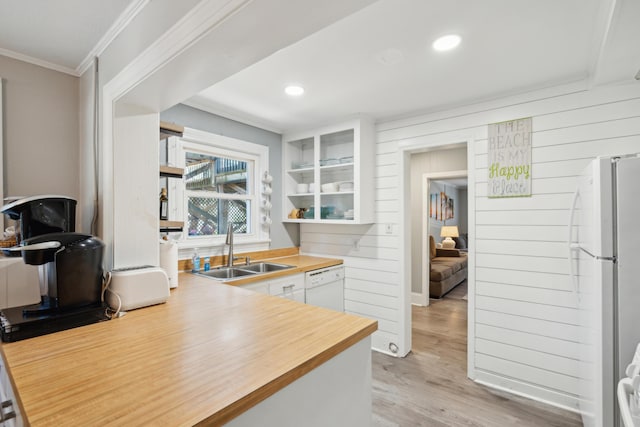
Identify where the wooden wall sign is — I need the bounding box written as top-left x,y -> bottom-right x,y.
487,117 -> 532,198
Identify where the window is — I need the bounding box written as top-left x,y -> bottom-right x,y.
185,152 -> 251,236
169,128 -> 269,249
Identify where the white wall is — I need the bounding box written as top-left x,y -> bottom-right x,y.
112,105 -> 159,269
0,55 -> 79,210
302,80 -> 640,410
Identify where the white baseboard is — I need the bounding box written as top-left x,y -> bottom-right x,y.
411,291 -> 427,306
370,331 -> 409,358
474,369 -> 581,414
372,346 -> 401,357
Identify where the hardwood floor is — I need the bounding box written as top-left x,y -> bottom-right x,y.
371,286 -> 582,426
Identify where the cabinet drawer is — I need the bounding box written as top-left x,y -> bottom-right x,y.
268,274 -> 304,296
239,281 -> 269,295
281,289 -> 305,303
0,357 -> 21,426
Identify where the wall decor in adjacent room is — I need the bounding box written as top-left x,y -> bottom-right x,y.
430,191 -> 454,221
487,117 -> 532,198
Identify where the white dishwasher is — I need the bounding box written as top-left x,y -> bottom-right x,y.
305,266 -> 344,312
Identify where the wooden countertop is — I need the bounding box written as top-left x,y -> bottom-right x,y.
0,267 -> 376,426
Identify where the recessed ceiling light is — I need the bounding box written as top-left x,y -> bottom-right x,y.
432,34 -> 461,52
285,85 -> 305,96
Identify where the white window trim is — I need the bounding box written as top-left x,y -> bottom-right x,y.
170,127 -> 270,257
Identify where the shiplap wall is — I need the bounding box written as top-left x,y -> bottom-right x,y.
302,80 -> 640,410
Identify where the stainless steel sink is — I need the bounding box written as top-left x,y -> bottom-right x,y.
195,267 -> 256,280
192,262 -> 294,281
239,262 -> 294,273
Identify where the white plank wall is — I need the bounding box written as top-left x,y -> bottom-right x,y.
301,80 -> 640,410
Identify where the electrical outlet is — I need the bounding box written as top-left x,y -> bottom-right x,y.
385,224 -> 393,234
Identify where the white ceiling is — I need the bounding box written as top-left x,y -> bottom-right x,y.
0,0 -> 136,74
0,0 -> 638,131
187,0 -> 640,133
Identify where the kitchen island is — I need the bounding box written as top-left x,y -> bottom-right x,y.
0,268 -> 377,426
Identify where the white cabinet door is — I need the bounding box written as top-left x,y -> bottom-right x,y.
239,273 -> 305,302
268,274 -> 304,297
286,289 -> 305,303
0,351 -> 23,426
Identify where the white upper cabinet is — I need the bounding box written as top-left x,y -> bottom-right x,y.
282,118 -> 374,224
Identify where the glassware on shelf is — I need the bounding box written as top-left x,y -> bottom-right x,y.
339,156 -> 354,164
319,158 -> 339,166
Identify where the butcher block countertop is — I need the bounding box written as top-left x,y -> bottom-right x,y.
0,259 -> 377,426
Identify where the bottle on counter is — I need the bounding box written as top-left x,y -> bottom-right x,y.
159,188 -> 169,220
192,249 -> 200,273
204,257 -> 210,271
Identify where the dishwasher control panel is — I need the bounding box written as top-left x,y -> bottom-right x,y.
305,266 -> 344,288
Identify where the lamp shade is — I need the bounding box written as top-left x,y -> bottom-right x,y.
440,226 -> 459,238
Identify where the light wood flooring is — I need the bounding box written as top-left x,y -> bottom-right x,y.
371,281 -> 582,426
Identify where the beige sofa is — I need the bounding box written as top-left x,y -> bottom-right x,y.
429,235 -> 468,298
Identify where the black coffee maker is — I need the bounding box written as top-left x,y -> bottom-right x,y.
0,196 -> 109,342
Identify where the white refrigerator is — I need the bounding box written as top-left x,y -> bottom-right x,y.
569,154 -> 640,427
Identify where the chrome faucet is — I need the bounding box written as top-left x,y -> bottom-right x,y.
225,224 -> 234,267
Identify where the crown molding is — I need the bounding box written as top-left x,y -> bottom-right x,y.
0,47 -> 79,76
587,0 -> 618,89
0,0 -> 149,78
76,0 -> 150,76
183,99 -> 283,134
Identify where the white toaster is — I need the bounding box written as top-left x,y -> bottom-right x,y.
107,266 -> 170,311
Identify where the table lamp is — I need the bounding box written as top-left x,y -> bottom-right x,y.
440,226 -> 459,249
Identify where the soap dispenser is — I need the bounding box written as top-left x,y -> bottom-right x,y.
192,249 -> 200,273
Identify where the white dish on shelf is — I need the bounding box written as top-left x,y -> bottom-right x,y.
339,182 -> 354,192
321,182 -> 339,192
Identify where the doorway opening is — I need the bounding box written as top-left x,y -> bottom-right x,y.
416,172 -> 468,306
399,140 -> 475,376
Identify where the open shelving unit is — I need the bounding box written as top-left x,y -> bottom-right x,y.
282,118 -> 374,224
159,165 -> 185,179
159,121 -> 185,232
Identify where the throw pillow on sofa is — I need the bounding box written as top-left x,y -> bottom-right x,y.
453,235 -> 467,249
